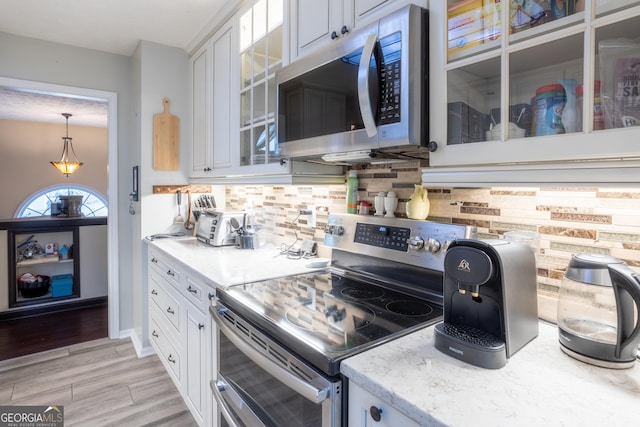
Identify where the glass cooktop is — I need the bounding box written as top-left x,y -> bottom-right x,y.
216,269 -> 443,376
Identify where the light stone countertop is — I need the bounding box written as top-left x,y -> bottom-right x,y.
341,321 -> 640,427
144,236 -> 324,287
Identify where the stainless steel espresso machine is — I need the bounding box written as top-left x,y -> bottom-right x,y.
434,239 -> 539,369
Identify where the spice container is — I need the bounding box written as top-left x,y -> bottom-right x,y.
535,84 -> 566,136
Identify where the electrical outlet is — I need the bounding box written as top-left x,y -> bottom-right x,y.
307,205 -> 316,228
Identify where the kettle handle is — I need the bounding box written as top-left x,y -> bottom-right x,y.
609,264 -> 640,359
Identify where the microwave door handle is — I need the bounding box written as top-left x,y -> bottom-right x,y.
211,377 -> 268,427
357,34 -> 379,138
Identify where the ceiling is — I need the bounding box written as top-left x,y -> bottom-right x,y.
0,0 -> 228,127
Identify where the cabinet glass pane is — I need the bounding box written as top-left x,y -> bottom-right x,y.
447,0 -> 500,62
240,9 -> 252,52
509,0 -> 581,35
253,38 -> 267,80
595,14 -> 640,130
253,81 -> 266,122
268,26 -> 283,71
268,0 -> 283,31
254,0 -> 267,41
511,33 -> 583,137
596,0 -> 640,17
240,128 -> 252,166
447,57 -> 500,145
268,77 -> 277,119
241,51 -> 252,89
241,89 -> 252,127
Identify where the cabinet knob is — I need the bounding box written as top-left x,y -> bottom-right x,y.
168,354 -> 176,364
331,31 -> 339,40
151,330 -> 159,338
369,406 -> 383,422
341,25 -> 349,35
167,307 -> 175,315
427,140 -> 438,152
198,323 -> 204,330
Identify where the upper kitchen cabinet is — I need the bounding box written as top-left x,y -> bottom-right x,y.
190,19 -> 238,178
426,0 -> 640,178
190,0 -> 344,182
290,0 -> 421,61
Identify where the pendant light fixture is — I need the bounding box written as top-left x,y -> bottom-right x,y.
51,113 -> 82,176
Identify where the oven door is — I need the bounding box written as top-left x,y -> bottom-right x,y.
211,304 -> 342,427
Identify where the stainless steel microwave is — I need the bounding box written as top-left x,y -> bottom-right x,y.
276,5 -> 429,163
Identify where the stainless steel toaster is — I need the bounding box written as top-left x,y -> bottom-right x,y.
195,211 -> 245,246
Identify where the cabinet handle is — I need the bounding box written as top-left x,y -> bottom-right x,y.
168,354 -> 176,364
369,406 -> 383,422
166,270 -> 175,277
151,258 -> 158,263
208,292 -> 215,300
187,286 -> 198,294
152,330 -> 159,338
167,307 -> 175,315
331,30 -> 338,40
151,289 -> 158,295
198,323 -> 204,330
204,167 -> 212,172
341,25 -> 349,35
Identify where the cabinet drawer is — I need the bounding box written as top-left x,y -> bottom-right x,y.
149,272 -> 182,334
184,275 -> 213,312
149,252 -> 181,288
149,316 -> 181,381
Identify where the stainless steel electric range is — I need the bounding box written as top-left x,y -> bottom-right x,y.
210,213 -> 474,427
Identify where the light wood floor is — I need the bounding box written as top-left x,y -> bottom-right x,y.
0,337 -> 197,426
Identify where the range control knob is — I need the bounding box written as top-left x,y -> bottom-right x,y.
324,224 -> 344,236
407,236 -> 424,250
424,238 -> 442,253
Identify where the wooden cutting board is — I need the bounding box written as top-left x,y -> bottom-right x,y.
153,98 -> 180,170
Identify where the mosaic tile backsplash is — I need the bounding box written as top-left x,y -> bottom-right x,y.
226,160 -> 640,323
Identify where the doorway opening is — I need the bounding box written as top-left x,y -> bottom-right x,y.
0,76 -> 119,356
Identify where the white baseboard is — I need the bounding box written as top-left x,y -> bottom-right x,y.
119,328 -> 155,358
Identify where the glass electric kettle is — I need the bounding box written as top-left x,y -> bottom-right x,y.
557,254 -> 640,369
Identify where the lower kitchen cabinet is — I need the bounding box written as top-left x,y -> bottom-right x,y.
148,249 -> 214,427
349,382 -> 419,427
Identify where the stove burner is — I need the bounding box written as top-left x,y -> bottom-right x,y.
285,302 -> 376,331
340,286 -> 384,300
386,300 -> 433,316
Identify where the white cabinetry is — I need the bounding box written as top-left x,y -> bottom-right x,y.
348,382 -> 420,427
425,0 -> 640,185
190,42 -> 212,176
290,0 -> 404,61
148,249 -> 214,427
190,19 -> 238,178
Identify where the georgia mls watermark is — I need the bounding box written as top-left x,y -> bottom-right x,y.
0,406 -> 64,427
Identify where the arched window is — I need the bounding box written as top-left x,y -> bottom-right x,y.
15,185 -> 108,218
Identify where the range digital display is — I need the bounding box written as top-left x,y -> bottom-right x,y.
354,222 -> 410,251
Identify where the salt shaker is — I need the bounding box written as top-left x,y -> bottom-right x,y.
384,191 -> 398,218
374,192 -> 386,216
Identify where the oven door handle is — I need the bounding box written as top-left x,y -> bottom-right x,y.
214,309 -> 331,404
211,376 -> 267,427
357,33 -> 379,138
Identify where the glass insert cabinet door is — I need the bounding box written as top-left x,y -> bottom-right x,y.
435,0 -> 640,165
239,0 -> 283,167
